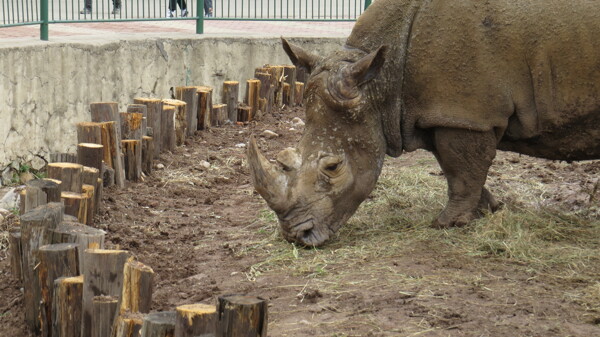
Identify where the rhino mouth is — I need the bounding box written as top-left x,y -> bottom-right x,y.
282,218 -> 331,247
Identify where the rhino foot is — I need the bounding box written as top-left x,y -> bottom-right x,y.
432,187 -> 502,229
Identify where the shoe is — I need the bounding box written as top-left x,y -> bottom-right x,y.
111,7 -> 120,14
79,8 -> 91,14
181,9 -> 188,17
166,10 -> 175,18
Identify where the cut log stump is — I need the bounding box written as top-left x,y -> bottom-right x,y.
99,121 -> 126,188
133,98 -> 163,156
163,99 -> 187,146
216,295 -> 268,337
120,259 -> 154,314
195,86 -> 213,131
52,275 -> 83,337
141,311 -> 176,337
121,140 -> 142,182
77,143 -> 104,175
222,81 -> 239,123
120,112 -> 144,141
142,136 -> 154,175
175,303 -> 217,337
77,122 -> 103,145
237,105 -> 251,123
91,295 -> 119,337
176,86 -> 199,135
113,312 -> 144,337
9,230 -> 22,281
212,104 -> 227,127
245,79 -> 261,121
127,104 -> 148,136
38,243 -> 79,337
49,221 -> 106,272
25,179 -> 61,213
47,163 -> 83,193
161,105 -> 176,152
61,192 -> 88,224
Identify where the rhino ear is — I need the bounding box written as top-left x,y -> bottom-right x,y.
349,46 -> 386,86
282,38 -> 320,74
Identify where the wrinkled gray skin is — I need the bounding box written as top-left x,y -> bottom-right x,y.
248,0 -> 600,246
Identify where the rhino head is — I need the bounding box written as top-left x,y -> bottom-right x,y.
248,39 -> 390,246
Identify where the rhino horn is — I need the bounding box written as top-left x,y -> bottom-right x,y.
247,136 -> 290,213
282,38 -> 321,74
349,46 -> 387,86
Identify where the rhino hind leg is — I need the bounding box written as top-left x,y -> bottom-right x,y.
431,127 -> 498,229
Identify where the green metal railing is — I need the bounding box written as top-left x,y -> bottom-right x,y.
1,0 -> 372,40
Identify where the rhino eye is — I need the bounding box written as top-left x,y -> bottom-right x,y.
319,156 -> 344,178
325,163 -> 339,172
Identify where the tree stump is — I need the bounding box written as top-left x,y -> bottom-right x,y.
47,162 -> 83,193
122,140 -> 142,182
142,136 -> 154,175
237,105 -> 251,123
113,312 -> 144,337
141,311 -> 176,337
81,184 -> 95,225
99,121 -> 126,188
25,179 -> 61,212
52,275 -> 83,337
20,203 -> 64,333
61,192 -> 88,224
161,105 -> 176,152
175,303 -> 217,337
77,122 -> 103,145
245,79 -> 261,121
38,243 -> 79,337
294,82 -> 305,106
92,295 -> 119,337
197,87 -> 214,130
19,189 -> 27,215
163,99 -> 187,146
82,249 -> 130,337
77,143 -> 104,175
212,104 -> 227,127
216,295 -> 268,337
9,230 -> 22,281
96,177 -> 103,213
103,163 -> 116,188
266,66 -> 285,107
49,221 -> 106,272
254,72 -> 273,115
120,259 -> 154,314
282,83 -> 291,107
222,81 -> 239,123
176,86 -> 199,135
283,65 -> 297,105
120,112 -> 144,141
82,166 -> 100,214
126,104 -> 148,136
133,98 -> 163,156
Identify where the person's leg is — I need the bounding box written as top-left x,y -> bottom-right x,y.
180,0 -> 188,17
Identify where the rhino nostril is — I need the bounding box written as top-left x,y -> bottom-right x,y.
291,219 -> 314,232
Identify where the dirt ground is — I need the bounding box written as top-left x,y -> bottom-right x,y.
1,106 -> 599,336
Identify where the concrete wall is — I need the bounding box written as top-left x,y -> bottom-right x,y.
0,36 -> 344,173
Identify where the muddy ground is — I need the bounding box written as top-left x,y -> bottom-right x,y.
1,107 -> 599,336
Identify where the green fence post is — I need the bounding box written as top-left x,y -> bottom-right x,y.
364,0 -> 372,11
40,0 -> 49,40
196,0 -> 204,34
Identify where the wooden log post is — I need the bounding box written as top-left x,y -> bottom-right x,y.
196,87 -> 213,130
120,259 -> 154,314
99,121 -> 126,188
9,230 -> 22,281
216,295 -> 268,337
175,304 -> 217,337
20,202 -> 64,333
283,65 -> 297,106
282,83 -> 291,107
19,189 -> 27,215
61,192 -> 88,224
77,122 -> 103,145
38,243 -> 79,337
295,82 -> 305,106
47,162 -> 83,193
82,249 -> 130,337
212,104 -> 227,127
266,66 -> 285,107
176,86 -> 199,135
126,104 -> 148,136
92,296 -> 119,337
161,105 -> 176,152
96,177 -> 103,213
77,143 -> 104,175
91,102 -> 119,130
49,153 -> 78,163
141,311 -> 177,337
245,79 -> 261,121
120,112 -> 144,141
113,312 -> 144,337
254,72 -> 273,115
52,275 -> 83,337
162,99 -> 187,146
222,81 -> 239,123
142,136 -> 154,175
237,105 -> 252,123
121,140 -> 142,182
82,167 -> 100,215
103,162 -> 116,188
25,179 -> 61,212
81,184 -> 95,225
50,221 -> 106,272
133,98 -> 163,156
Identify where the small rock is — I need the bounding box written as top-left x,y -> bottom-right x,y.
1,167 -> 14,185
0,208 -> 10,216
30,157 -> 46,171
200,160 -> 211,169
19,172 -> 35,184
156,163 -> 165,170
0,188 -> 19,210
261,130 -> 279,139
235,143 -> 246,148
291,117 -> 305,128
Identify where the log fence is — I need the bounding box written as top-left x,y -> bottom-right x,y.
7,63 -> 304,337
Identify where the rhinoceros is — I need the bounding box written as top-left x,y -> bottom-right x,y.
248,0 -> 600,246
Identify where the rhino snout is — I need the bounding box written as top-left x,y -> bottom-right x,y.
281,218 -> 331,247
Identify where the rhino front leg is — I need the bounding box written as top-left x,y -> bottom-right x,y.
431,127 -> 499,228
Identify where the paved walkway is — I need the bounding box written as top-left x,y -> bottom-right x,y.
0,19 -> 355,47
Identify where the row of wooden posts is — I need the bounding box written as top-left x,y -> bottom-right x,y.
7,64 -> 304,337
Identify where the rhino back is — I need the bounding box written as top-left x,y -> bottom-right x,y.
349,0 -> 600,159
